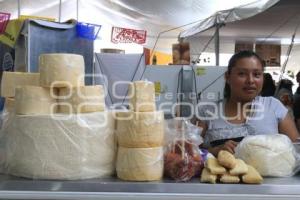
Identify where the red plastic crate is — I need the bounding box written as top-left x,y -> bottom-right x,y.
0,12 -> 11,35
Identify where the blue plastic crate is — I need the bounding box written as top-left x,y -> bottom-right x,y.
76,22 -> 101,40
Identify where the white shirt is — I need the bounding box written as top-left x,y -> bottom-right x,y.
198,96 -> 288,148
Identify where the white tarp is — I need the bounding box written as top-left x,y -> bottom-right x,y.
179,0 -> 279,38
0,0 -> 279,52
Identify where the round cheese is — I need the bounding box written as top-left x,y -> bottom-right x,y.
15,86 -> 57,115
39,54 -> 85,88
235,134 -> 296,177
116,111 -> 164,148
58,85 -> 105,113
128,81 -> 156,112
116,147 -> 163,181
1,72 -> 40,97
2,112 -> 116,180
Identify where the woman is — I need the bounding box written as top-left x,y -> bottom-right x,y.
196,51 -> 299,156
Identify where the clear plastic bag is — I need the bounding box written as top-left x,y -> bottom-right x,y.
0,111 -> 116,180
235,134 -> 300,177
164,118 -> 204,181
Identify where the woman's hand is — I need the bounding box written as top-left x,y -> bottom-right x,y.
219,140 -> 238,154
208,140 -> 238,156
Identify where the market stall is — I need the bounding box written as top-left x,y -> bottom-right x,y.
0,1 -> 300,200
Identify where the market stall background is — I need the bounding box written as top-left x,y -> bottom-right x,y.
0,1 -> 300,199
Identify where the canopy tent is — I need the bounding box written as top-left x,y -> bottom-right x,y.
1,0 -> 300,72
180,0 -> 300,73
0,0 -> 278,52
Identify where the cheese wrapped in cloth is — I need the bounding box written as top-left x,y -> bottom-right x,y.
0,112 -> 116,180
235,134 -> 297,177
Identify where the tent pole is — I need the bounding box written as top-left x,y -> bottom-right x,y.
214,23 -> 220,66
17,0 -> 20,18
59,0 -> 62,22
76,0 -> 79,21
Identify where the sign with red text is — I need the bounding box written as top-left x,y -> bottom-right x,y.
111,27 -> 146,44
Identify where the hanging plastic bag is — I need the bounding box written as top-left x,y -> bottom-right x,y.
164,118 -> 204,181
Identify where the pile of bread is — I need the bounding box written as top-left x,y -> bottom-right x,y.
0,53 -> 116,180
201,150 -> 263,184
115,81 -> 165,181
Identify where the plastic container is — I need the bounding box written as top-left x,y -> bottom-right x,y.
76,22 -> 101,40
0,12 -> 11,34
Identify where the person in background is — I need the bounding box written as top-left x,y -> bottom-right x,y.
295,71 -> 300,96
275,79 -> 294,119
294,99 -> 300,132
195,50 -> 299,156
261,73 -> 276,97
294,71 -> 300,131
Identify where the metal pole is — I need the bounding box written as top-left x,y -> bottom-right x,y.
76,0 -> 79,21
17,0 -> 21,18
215,23 -> 220,66
58,0 -> 62,22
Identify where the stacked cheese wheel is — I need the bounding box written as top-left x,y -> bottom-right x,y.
200,150 -> 263,184
0,53 -> 116,180
1,54 -> 105,115
115,81 -> 164,181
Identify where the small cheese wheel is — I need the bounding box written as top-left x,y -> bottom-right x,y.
116,147 -> 164,181
58,85 -> 105,113
128,81 -> 156,112
39,54 -> 85,88
1,72 -> 40,97
15,86 -> 57,115
116,111 -> 164,148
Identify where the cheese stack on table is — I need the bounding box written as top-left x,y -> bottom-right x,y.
116,81 -> 164,181
0,53 -> 116,180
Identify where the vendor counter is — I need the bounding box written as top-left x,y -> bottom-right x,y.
0,174 -> 299,200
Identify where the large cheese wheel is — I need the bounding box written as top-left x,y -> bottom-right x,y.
116,147 -> 163,181
58,85 -> 105,113
1,72 -> 40,97
2,112 -> 116,180
15,86 -> 57,115
39,54 -> 85,88
116,111 -> 164,148
235,134 -> 296,177
128,81 -> 156,112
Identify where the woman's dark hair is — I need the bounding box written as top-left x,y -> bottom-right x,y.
261,73 -> 276,97
278,79 -> 293,91
224,50 -> 265,99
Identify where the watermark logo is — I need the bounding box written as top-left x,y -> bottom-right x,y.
48,75 -> 265,127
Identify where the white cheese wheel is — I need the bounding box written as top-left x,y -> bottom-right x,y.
116,147 -> 163,181
58,85 -> 105,113
235,134 -> 296,177
3,112 -> 116,180
39,54 -> 85,88
128,81 -> 156,112
1,72 -> 40,97
15,86 -> 57,115
116,111 -> 164,148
